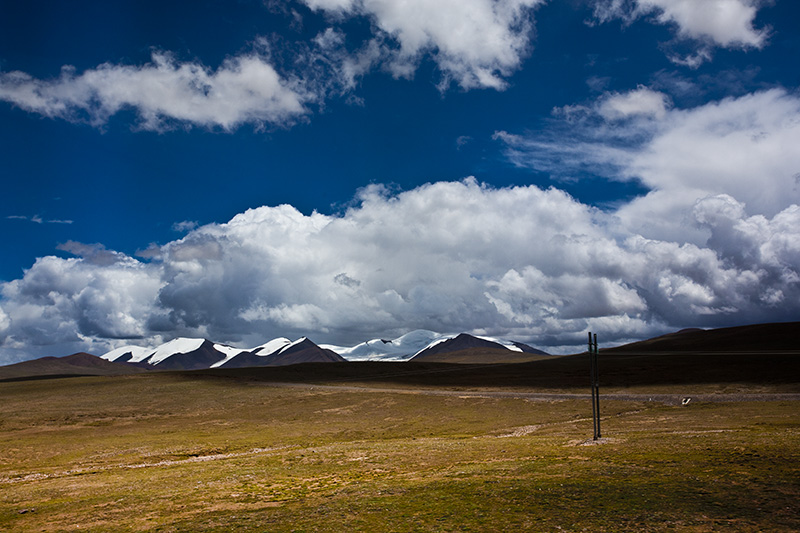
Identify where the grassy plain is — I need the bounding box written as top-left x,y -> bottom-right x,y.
1,366 -> 799,532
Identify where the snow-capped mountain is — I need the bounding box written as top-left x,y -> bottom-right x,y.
216,337 -> 344,368
320,330 -> 547,361
410,333 -> 548,360
320,330 -> 447,361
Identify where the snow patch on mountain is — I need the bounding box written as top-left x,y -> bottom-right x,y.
277,337 -> 308,354
473,335 -> 524,353
252,338 -> 291,356
209,343 -> 250,368
146,338 -> 206,365
209,337 -> 292,368
101,345 -> 151,363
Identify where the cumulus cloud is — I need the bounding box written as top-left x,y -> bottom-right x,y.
301,0 -> 543,90
592,0 -> 767,65
0,251 -> 163,362
497,87 -> 800,241
0,305 -> 9,339
1,178 -> 798,362
642,0 -> 766,47
0,52 -> 311,130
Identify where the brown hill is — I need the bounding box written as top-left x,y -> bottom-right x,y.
411,333 -> 549,363
409,347 -> 552,364
197,348 -> 800,391
220,338 -> 346,368
603,321 -> 800,353
0,352 -> 146,382
264,338 -> 347,366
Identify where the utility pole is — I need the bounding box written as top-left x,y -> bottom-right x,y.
589,332 -> 601,440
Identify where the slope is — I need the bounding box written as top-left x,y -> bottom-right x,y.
604,321 -> 800,353
0,353 -> 146,381
411,333 -> 549,363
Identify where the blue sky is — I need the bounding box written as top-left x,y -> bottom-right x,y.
1,0 -> 799,362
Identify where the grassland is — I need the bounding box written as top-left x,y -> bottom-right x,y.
1,361 -> 799,532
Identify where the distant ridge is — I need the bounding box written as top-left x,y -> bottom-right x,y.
0,352 -> 146,381
604,321 -> 800,353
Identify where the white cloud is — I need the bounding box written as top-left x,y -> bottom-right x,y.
618,89 -> 800,240
0,0 -> 543,130
310,28 -> 385,93
301,0 -> 543,90
591,0 -> 767,66
456,135 -> 473,149
0,1 -> 544,131
598,86 -> 671,120
497,87 -> 800,242
638,0 -> 766,48
304,0 -> 357,11
172,220 -> 200,233
0,52 -> 311,131
2,177 -> 798,362
6,215 -> 73,224
0,305 -> 9,337
0,252 -> 163,364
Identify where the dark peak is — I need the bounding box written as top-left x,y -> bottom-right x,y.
283,338 -> 316,352
412,334 -> 507,360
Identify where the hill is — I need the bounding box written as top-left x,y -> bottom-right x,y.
410,333 -> 549,362
404,347 -> 552,364
603,321 -> 799,353
0,352 -> 146,382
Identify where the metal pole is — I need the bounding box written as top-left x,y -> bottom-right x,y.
589,332 -> 597,440
593,333 -> 601,440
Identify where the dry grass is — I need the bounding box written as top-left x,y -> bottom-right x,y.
1,372 -> 798,531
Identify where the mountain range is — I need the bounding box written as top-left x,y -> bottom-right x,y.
4,322 -> 797,381
97,330 -> 546,371
1,330 -> 549,380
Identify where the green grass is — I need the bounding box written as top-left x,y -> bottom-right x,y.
1,372 -> 798,531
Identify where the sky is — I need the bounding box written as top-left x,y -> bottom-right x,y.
0,0 -> 799,363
